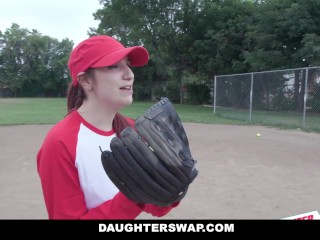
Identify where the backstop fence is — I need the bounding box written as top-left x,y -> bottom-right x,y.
214,66 -> 320,131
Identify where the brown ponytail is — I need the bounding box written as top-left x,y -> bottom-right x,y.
67,69 -> 96,113
67,83 -> 85,113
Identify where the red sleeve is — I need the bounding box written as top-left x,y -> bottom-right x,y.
143,202 -> 180,217
125,116 -> 135,126
37,134 -> 143,220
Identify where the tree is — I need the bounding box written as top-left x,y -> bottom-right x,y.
88,0 -> 320,106
189,0 -> 254,75
0,24 -> 28,96
92,0 -> 203,103
244,0 -> 320,111
0,23 -> 73,97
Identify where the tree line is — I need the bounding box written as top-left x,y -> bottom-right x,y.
1,0 -> 320,107
0,24 -> 73,97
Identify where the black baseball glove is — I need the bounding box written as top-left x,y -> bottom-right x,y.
101,97 -> 198,206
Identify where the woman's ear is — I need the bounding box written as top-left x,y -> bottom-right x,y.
77,73 -> 93,91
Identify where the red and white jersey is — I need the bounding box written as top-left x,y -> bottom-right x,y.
37,110 -> 177,219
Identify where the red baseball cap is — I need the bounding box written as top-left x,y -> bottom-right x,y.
68,35 -> 149,86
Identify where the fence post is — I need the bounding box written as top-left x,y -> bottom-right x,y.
249,73 -> 254,122
213,75 -> 217,114
302,67 -> 309,128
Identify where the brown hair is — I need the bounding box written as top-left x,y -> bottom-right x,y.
67,84 -> 85,113
66,71 -> 131,135
67,69 -> 95,113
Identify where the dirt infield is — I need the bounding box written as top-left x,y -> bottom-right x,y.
0,123 -> 319,219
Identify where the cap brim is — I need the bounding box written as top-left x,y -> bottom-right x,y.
91,46 -> 149,68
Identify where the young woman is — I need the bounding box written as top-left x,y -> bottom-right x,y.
37,35 -> 178,219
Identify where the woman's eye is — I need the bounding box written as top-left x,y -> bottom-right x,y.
107,65 -> 120,69
105,62 -> 131,70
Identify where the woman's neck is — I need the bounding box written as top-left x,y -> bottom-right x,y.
77,99 -> 116,132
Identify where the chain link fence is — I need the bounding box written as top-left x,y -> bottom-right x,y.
213,66 -> 320,131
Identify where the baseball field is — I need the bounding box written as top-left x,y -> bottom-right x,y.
0,98 -> 319,219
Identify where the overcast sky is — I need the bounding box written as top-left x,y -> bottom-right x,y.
0,0 -> 101,47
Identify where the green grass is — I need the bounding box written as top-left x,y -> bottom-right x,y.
0,98 -> 241,126
216,107 -> 320,132
1,98 -> 319,132
120,101 -> 244,125
0,98 -> 67,125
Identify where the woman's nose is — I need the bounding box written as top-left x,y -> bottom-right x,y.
123,66 -> 134,81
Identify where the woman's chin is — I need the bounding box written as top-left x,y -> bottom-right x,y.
118,97 -> 133,109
